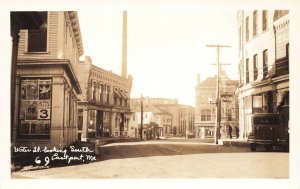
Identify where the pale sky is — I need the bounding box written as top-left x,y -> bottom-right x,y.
78,10 -> 239,107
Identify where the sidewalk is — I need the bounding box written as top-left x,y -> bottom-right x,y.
96,137 -> 140,146
218,138 -> 250,147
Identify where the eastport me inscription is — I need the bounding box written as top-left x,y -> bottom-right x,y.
13,146 -> 97,166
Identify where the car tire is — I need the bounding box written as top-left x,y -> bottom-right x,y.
265,145 -> 272,151
250,143 -> 256,152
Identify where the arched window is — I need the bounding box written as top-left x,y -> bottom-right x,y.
262,10 -> 268,31
253,10 -> 258,36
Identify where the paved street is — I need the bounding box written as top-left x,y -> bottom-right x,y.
11,140 -> 289,179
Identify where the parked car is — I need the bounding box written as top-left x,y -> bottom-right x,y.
247,113 -> 289,151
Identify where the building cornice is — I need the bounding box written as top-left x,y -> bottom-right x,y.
273,14 -> 289,31
239,74 -> 289,94
17,58 -> 82,94
67,11 -> 84,56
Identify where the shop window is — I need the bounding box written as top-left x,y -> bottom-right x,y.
19,78 -> 51,139
78,109 -> 83,130
253,95 -> 263,113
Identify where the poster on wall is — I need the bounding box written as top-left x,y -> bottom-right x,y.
19,79 -> 51,135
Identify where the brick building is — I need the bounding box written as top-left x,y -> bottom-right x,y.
194,73 -> 239,139
76,56 -> 133,141
76,11 -> 133,141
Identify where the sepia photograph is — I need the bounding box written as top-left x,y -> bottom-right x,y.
1,0 -> 300,189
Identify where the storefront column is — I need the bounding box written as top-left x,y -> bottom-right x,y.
110,112 -> 116,137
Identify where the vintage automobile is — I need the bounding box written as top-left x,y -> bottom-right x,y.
247,113 -> 289,151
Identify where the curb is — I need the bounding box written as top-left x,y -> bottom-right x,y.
221,140 -> 250,147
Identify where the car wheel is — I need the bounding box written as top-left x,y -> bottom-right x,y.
250,143 -> 256,152
265,145 -> 272,151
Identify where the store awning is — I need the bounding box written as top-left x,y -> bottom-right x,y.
119,90 -> 128,99
113,88 -> 122,98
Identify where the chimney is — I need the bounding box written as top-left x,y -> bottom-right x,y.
196,73 -> 201,85
121,11 -> 127,78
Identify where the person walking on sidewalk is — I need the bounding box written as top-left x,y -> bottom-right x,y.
235,127 -> 239,139
228,124 -> 233,139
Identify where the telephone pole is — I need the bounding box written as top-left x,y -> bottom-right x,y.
140,94 -> 143,140
206,44 -> 231,144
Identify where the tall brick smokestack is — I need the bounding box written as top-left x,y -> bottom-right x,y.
121,11 -> 127,78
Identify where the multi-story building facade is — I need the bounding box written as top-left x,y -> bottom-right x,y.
131,98 -> 195,137
237,10 -> 289,139
195,73 -> 239,139
11,11 -> 83,148
76,11 -> 133,141
76,56 -> 133,141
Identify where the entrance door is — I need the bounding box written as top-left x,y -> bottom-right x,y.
96,110 -> 103,137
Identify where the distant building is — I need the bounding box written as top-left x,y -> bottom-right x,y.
237,10 -> 289,139
194,73 -> 239,139
131,98 -> 195,137
11,11 -> 83,148
132,103 -> 173,139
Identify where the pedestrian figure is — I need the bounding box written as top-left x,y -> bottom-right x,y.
235,127 -> 239,139
228,124 -> 233,139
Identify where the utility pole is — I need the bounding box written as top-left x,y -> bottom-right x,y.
206,44 -> 231,144
140,94 -> 143,140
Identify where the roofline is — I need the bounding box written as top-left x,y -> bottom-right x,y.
67,11 -> 84,57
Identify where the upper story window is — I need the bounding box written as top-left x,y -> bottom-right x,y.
246,58 -> 250,83
253,11 -> 258,37
263,50 -> 268,78
91,81 -> 96,100
27,12 -> 48,52
262,10 -> 268,31
201,109 -> 211,121
253,54 -> 258,80
246,17 -> 249,41
106,85 -> 110,103
238,26 -> 241,50
98,84 -> 102,102
227,109 -> 233,121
